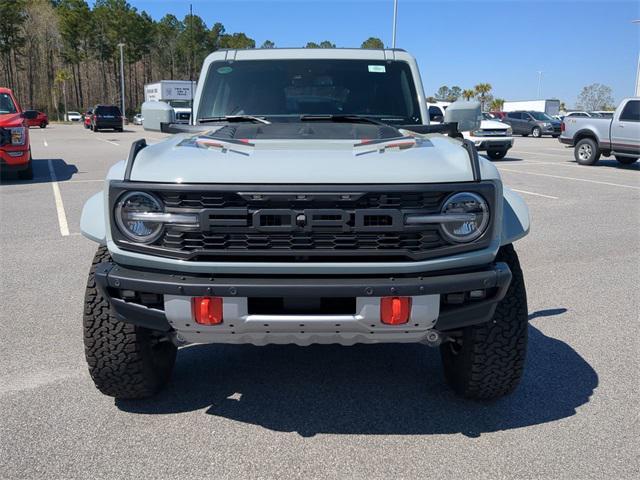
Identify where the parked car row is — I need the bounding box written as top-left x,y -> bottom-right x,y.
82,105 -> 124,132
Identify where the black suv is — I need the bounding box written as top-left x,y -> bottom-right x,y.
91,105 -> 123,132
502,111 -> 561,138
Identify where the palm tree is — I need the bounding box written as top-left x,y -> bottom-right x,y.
462,89 -> 475,101
474,83 -> 492,111
489,98 -> 504,112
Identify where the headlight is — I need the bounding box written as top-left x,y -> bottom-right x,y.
506,127 -> 512,135
10,127 -> 25,145
471,130 -> 484,137
115,191 -> 164,243
440,192 -> 490,243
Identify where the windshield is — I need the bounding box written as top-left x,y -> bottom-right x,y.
197,59 -> 422,125
530,111 -> 554,121
0,93 -> 17,114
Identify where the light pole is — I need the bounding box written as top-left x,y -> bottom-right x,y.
392,0 -> 398,48
117,43 -> 125,118
537,70 -> 543,99
634,20 -> 640,96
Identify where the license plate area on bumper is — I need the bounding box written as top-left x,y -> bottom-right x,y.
164,294 -> 440,338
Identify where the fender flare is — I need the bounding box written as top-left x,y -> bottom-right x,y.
81,191 -> 106,245
501,187 -> 530,245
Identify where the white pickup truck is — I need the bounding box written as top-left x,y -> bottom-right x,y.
560,97 -> 639,165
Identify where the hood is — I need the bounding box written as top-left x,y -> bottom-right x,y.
130,129 -> 476,184
480,119 -> 508,130
0,113 -> 25,128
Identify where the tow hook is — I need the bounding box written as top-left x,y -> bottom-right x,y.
422,329 -> 444,347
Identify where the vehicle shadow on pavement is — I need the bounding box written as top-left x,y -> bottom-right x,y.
585,159 -> 640,171
117,309 -> 598,438
0,158 -> 77,185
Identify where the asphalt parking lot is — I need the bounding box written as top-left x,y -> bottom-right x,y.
1,124 -> 638,479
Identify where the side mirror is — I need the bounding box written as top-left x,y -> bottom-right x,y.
141,101 -> 175,131
22,110 -> 38,120
444,101 -> 481,132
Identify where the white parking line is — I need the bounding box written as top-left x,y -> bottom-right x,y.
95,138 -> 120,146
47,159 -> 70,236
500,168 -> 640,190
64,179 -> 103,183
43,139 -> 48,147
511,188 -> 558,200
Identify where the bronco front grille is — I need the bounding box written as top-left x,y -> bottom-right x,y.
110,183 -> 496,262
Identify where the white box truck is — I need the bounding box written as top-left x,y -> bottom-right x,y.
143,80 -> 196,124
503,99 -> 560,116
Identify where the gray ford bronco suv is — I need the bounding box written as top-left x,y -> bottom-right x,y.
81,48 -> 530,400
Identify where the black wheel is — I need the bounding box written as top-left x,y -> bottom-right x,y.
83,246 -> 177,399
615,156 -> 638,165
117,128 -> 124,132
93,126 -> 99,132
487,149 -> 507,160
39,122 -> 47,129
531,127 -> 542,138
17,154 -> 33,180
574,138 -> 600,165
440,244 -> 528,400
552,134 -> 559,138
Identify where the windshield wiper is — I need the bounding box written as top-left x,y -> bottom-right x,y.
299,114 -> 389,126
198,115 -> 271,125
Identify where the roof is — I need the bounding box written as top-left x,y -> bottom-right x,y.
203,48 -> 415,64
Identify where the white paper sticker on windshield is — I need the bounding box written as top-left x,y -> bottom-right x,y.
368,65 -> 386,73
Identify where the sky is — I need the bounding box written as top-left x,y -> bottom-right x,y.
124,0 -> 640,107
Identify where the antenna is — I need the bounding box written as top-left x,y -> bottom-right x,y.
190,3 -> 194,125
392,0 -> 398,48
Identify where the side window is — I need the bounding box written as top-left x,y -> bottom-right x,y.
507,112 -> 521,119
619,101 -> 640,122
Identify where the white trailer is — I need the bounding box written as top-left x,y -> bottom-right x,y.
144,80 -> 196,124
503,99 -> 560,116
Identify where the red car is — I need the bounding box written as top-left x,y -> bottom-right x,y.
25,110 -> 48,129
489,111 -> 507,119
0,87 -> 37,179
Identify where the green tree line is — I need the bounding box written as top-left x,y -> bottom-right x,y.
428,84 -> 505,111
0,0 -> 384,118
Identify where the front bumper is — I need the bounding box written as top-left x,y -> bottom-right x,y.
470,137 -> 513,151
95,260 -> 512,345
0,147 -> 30,169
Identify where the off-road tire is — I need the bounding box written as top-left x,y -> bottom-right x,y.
575,138 -> 600,165
83,246 -> 177,399
487,149 -> 507,160
531,127 -> 541,138
17,154 -> 33,180
615,155 -> 637,165
440,244 -> 528,400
